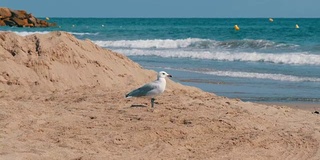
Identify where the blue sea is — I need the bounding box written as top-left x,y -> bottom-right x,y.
1,18 -> 320,103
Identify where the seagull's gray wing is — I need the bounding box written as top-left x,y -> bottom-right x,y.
126,82 -> 159,98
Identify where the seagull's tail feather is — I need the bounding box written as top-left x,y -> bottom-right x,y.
126,87 -> 146,98
125,93 -> 132,98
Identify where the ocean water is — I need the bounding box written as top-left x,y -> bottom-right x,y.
1,18 -> 320,103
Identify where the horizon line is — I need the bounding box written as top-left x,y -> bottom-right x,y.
39,17 -> 320,19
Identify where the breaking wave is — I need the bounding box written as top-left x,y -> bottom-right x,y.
113,49 -> 320,66
197,70 -> 320,82
93,38 -> 298,50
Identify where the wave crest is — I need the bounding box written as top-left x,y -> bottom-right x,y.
93,38 -> 297,50
94,38 -> 202,49
200,70 -> 320,82
114,49 -> 320,66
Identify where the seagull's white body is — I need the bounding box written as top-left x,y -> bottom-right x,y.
126,77 -> 166,98
126,71 -> 172,107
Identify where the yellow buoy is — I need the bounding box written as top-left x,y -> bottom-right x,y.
269,18 -> 273,22
234,25 -> 240,31
295,24 -> 299,29
46,17 -> 50,20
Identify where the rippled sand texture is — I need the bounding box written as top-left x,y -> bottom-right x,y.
0,32 -> 319,160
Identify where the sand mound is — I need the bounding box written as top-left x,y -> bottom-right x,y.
0,31 -> 165,94
0,32 -> 319,160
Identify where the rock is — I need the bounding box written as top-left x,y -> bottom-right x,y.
48,22 -> 57,27
38,20 -> 48,27
11,10 -> 27,19
3,18 -> 16,26
0,20 -> 5,26
27,15 -> 37,25
0,7 -> 12,18
12,17 -> 29,27
0,7 -> 56,28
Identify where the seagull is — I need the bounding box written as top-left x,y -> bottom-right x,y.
126,71 -> 172,108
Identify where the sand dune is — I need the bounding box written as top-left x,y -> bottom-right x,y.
0,32 -> 319,160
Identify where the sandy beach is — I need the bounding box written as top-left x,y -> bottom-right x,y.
0,31 -> 319,160
260,102 -> 320,112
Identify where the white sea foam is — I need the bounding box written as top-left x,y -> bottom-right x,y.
198,70 -> 320,82
11,31 -> 50,36
9,31 -> 98,36
156,66 -> 320,82
93,38 -> 204,49
93,38 -> 297,50
113,49 -> 320,66
160,66 -> 320,82
69,32 -> 99,36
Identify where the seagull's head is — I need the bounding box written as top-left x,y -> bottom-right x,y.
158,71 -> 172,79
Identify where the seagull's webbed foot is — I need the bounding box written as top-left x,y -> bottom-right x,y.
151,98 -> 156,108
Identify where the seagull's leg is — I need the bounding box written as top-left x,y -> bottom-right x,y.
151,98 -> 155,108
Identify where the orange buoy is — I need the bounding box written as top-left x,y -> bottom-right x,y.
234,25 -> 240,31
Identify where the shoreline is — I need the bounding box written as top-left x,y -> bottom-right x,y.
259,102 -> 320,112
145,67 -> 320,107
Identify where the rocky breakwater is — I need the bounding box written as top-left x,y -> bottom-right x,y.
0,7 -> 56,27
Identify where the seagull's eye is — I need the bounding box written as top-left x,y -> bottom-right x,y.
162,73 -> 165,75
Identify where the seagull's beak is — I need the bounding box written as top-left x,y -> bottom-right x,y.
167,74 -> 172,77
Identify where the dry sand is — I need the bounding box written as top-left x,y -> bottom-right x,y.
0,31 -> 319,160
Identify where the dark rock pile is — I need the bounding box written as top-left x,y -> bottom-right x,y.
0,7 -> 56,27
